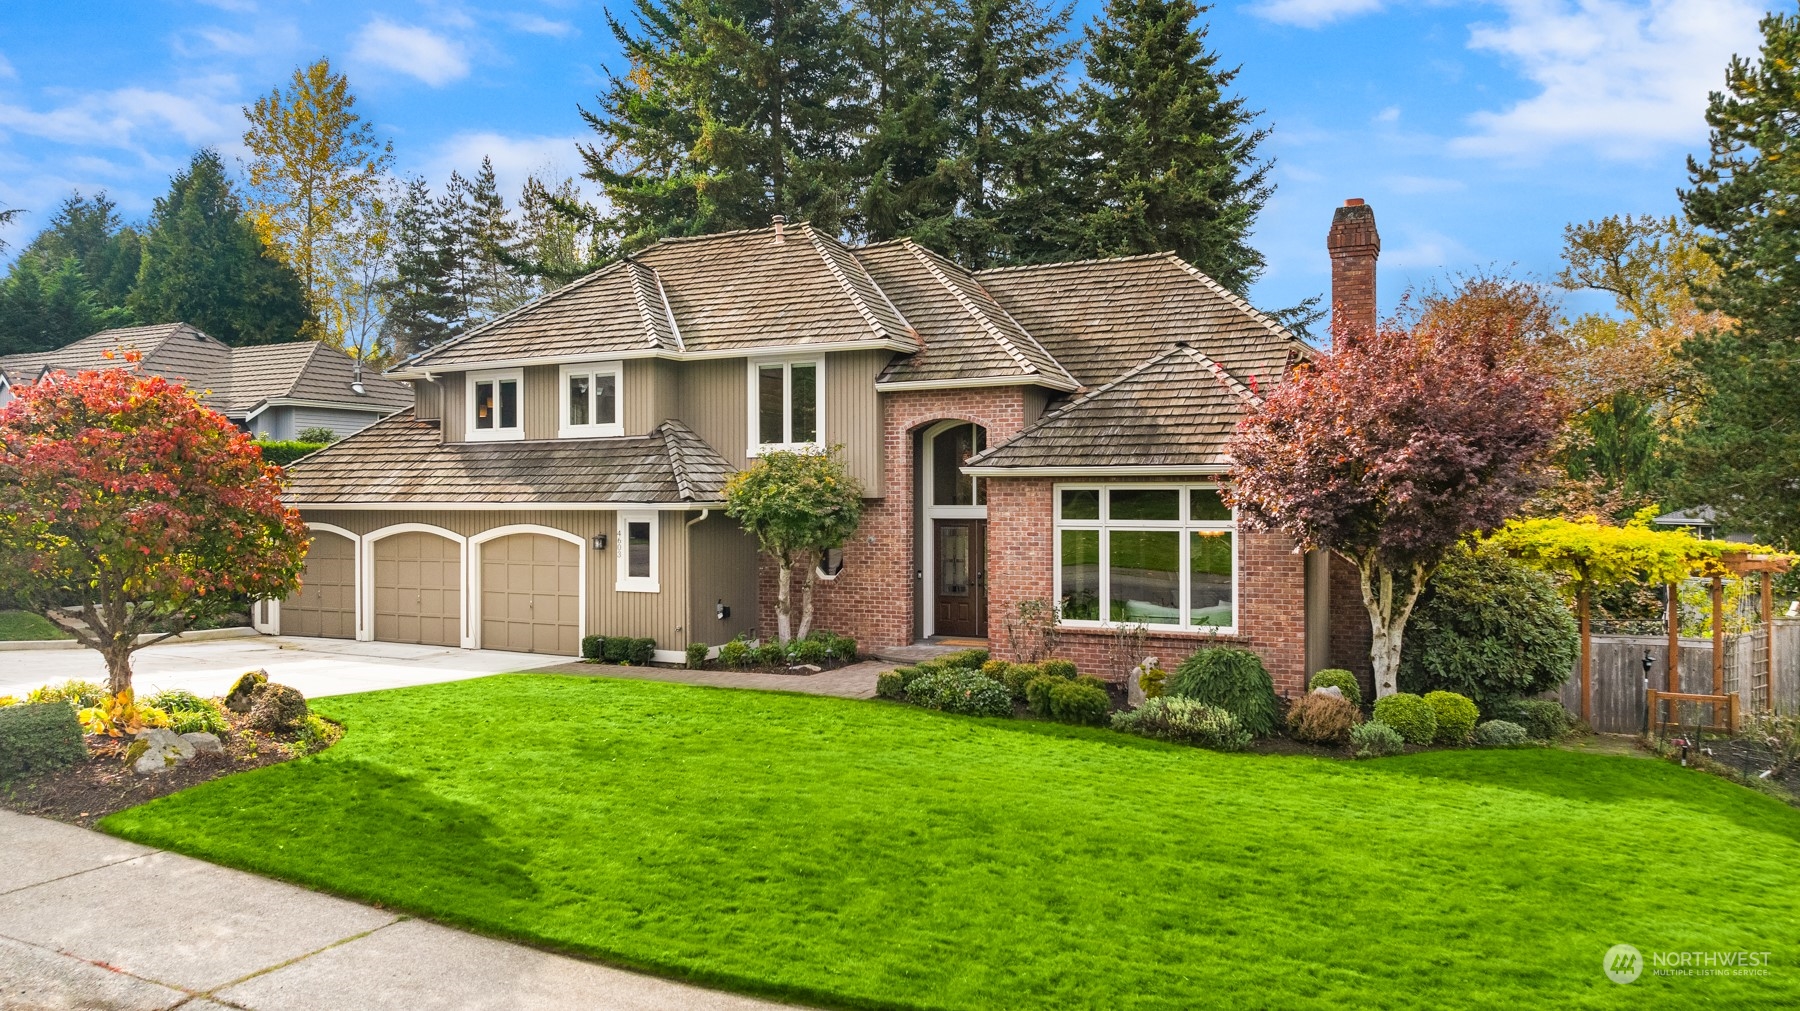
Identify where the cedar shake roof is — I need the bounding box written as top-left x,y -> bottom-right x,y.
0,324 -> 410,417
283,410 -> 733,506
965,345 -> 1261,472
976,253 -> 1303,390
856,240 -> 1077,390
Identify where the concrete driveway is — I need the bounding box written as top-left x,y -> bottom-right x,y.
0,635 -> 566,701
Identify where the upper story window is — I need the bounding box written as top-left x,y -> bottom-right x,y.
1054,484 -> 1236,632
749,357 -> 822,454
468,369 -> 523,442
560,363 -> 622,438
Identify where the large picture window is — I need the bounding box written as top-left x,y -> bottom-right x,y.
559,363 -> 622,438
1054,484 -> 1236,631
749,357 -> 822,453
468,369 -> 523,442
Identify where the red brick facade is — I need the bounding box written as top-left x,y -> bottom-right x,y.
1328,553 -> 1375,699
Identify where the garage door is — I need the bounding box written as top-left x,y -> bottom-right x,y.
480,533 -> 581,655
373,531 -> 462,647
283,531 -> 357,639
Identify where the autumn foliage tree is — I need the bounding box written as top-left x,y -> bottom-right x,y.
0,365 -> 308,694
1228,297 -> 1564,696
723,448 -> 864,643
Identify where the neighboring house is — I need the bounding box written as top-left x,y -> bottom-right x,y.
269,205 -> 1385,695
0,323 -> 411,440
1652,506 -> 1755,544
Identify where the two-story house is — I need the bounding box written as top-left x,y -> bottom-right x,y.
269,204 -> 1385,696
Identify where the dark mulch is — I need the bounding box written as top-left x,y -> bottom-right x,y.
2,722 -> 313,830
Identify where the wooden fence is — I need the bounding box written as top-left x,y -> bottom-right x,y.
1556,619 -> 1800,733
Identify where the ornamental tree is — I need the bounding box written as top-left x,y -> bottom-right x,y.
724,447 -> 865,644
0,365 -> 308,694
1227,297 -> 1563,696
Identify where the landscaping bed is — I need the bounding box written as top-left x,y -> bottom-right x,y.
100,674 -> 1800,1010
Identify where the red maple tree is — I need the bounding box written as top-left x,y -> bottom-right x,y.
1228,300 -> 1564,696
0,365 -> 308,693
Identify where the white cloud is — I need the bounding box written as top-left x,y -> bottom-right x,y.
1386,174 -> 1466,195
1453,0 -> 1765,160
420,131 -> 585,198
0,87 -> 240,150
351,19 -> 470,88
508,14 -> 577,38
1374,105 -> 1401,124
1253,0 -> 1385,28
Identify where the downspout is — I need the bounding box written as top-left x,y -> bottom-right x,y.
686,509 -> 710,529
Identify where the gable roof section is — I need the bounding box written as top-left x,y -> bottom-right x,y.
232,342 -> 412,413
406,261 -> 664,369
963,344 -> 1260,473
856,240 -> 1078,390
976,253 -> 1303,391
282,410 -> 733,506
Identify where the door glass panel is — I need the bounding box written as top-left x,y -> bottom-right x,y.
1190,530 -> 1234,627
1110,489 -> 1179,521
627,520 -> 652,578
498,380 -> 518,429
475,381 -> 494,429
939,525 -> 969,595
1060,489 -> 1099,520
1190,488 -> 1231,521
791,363 -> 817,443
568,375 -> 589,426
1109,530 -> 1180,625
758,366 -> 785,444
1059,529 -> 1100,620
595,374 -> 617,425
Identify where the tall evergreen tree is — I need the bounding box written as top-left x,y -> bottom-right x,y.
380,178 -> 458,359
0,256 -> 131,356
129,149 -> 311,346
1675,10 -> 1800,544
1049,0 -> 1270,292
853,0 -> 959,242
516,175 -> 607,287
15,192 -> 142,310
465,158 -> 531,318
580,0 -> 863,249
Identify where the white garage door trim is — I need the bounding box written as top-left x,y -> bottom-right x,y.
361,523 -> 472,648
258,523 -> 361,637
470,525 -> 588,656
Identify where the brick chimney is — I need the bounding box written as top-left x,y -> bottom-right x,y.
1326,198 -> 1379,347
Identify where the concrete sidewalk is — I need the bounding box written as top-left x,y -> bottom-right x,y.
0,810 -> 791,1010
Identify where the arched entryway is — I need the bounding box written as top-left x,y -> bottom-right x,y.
921,420 -> 988,639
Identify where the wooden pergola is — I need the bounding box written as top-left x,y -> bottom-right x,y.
1647,550 -> 1792,735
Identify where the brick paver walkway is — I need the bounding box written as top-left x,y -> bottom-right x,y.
536,658 -> 891,699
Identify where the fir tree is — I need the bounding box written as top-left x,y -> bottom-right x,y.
0,256 -> 131,356
853,0 -> 959,242
1675,10 -> 1800,543
1054,0 -> 1271,292
129,150 -> 311,346
465,157 -> 530,318
516,175 -> 607,287
380,178 -> 458,359
16,192 -> 142,310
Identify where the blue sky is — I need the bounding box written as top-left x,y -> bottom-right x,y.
0,0 -> 1774,317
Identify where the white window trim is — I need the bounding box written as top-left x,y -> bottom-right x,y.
466,368 -> 525,442
746,355 -> 826,455
816,546 -> 845,581
1052,482 -> 1238,635
616,511 -> 660,593
557,362 -> 624,438
919,420 -> 988,639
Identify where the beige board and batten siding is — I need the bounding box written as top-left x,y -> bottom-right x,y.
524,365 -> 559,440
624,358 -> 680,434
413,378 -> 442,423
439,373 -> 467,442
680,358 -> 749,471
299,509 -> 695,649
687,512 -> 762,644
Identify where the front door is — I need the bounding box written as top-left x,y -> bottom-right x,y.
934,519 -> 986,637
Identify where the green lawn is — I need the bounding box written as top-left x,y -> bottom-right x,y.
0,609 -> 68,641
102,676 -> 1800,1010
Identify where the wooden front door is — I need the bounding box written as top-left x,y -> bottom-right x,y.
934,519 -> 986,637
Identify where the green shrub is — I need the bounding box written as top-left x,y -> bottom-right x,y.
809,631 -> 857,661
602,638 -> 630,664
1474,720 -> 1529,747
790,638 -> 828,665
1307,669 -> 1362,708
1112,697 -> 1250,751
1167,647 -> 1279,737
252,439 -> 328,466
1024,675 -> 1060,717
904,669 -> 1011,717
1047,677 -> 1111,725
1286,692 -> 1361,745
685,642 -> 710,669
1371,693 -> 1436,746
1424,691 -> 1479,745
753,642 -> 786,667
0,703 -> 86,781
1002,662 -> 1045,699
147,690 -> 229,735
1040,658 -> 1079,680
1491,698 -> 1573,741
929,648 -> 989,671
1351,721 -> 1406,758
627,638 -> 657,665
980,659 -> 1012,680
27,679 -> 108,710
1399,542 -> 1578,709
582,635 -> 605,660
876,669 -> 908,699
248,683 -> 309,732
719,639 -> 751,668
291,713 -> 342,756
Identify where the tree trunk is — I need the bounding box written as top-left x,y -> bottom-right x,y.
798,555 -> 817,642
776,556 -> 794,644
1351,553 -> 1429,698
